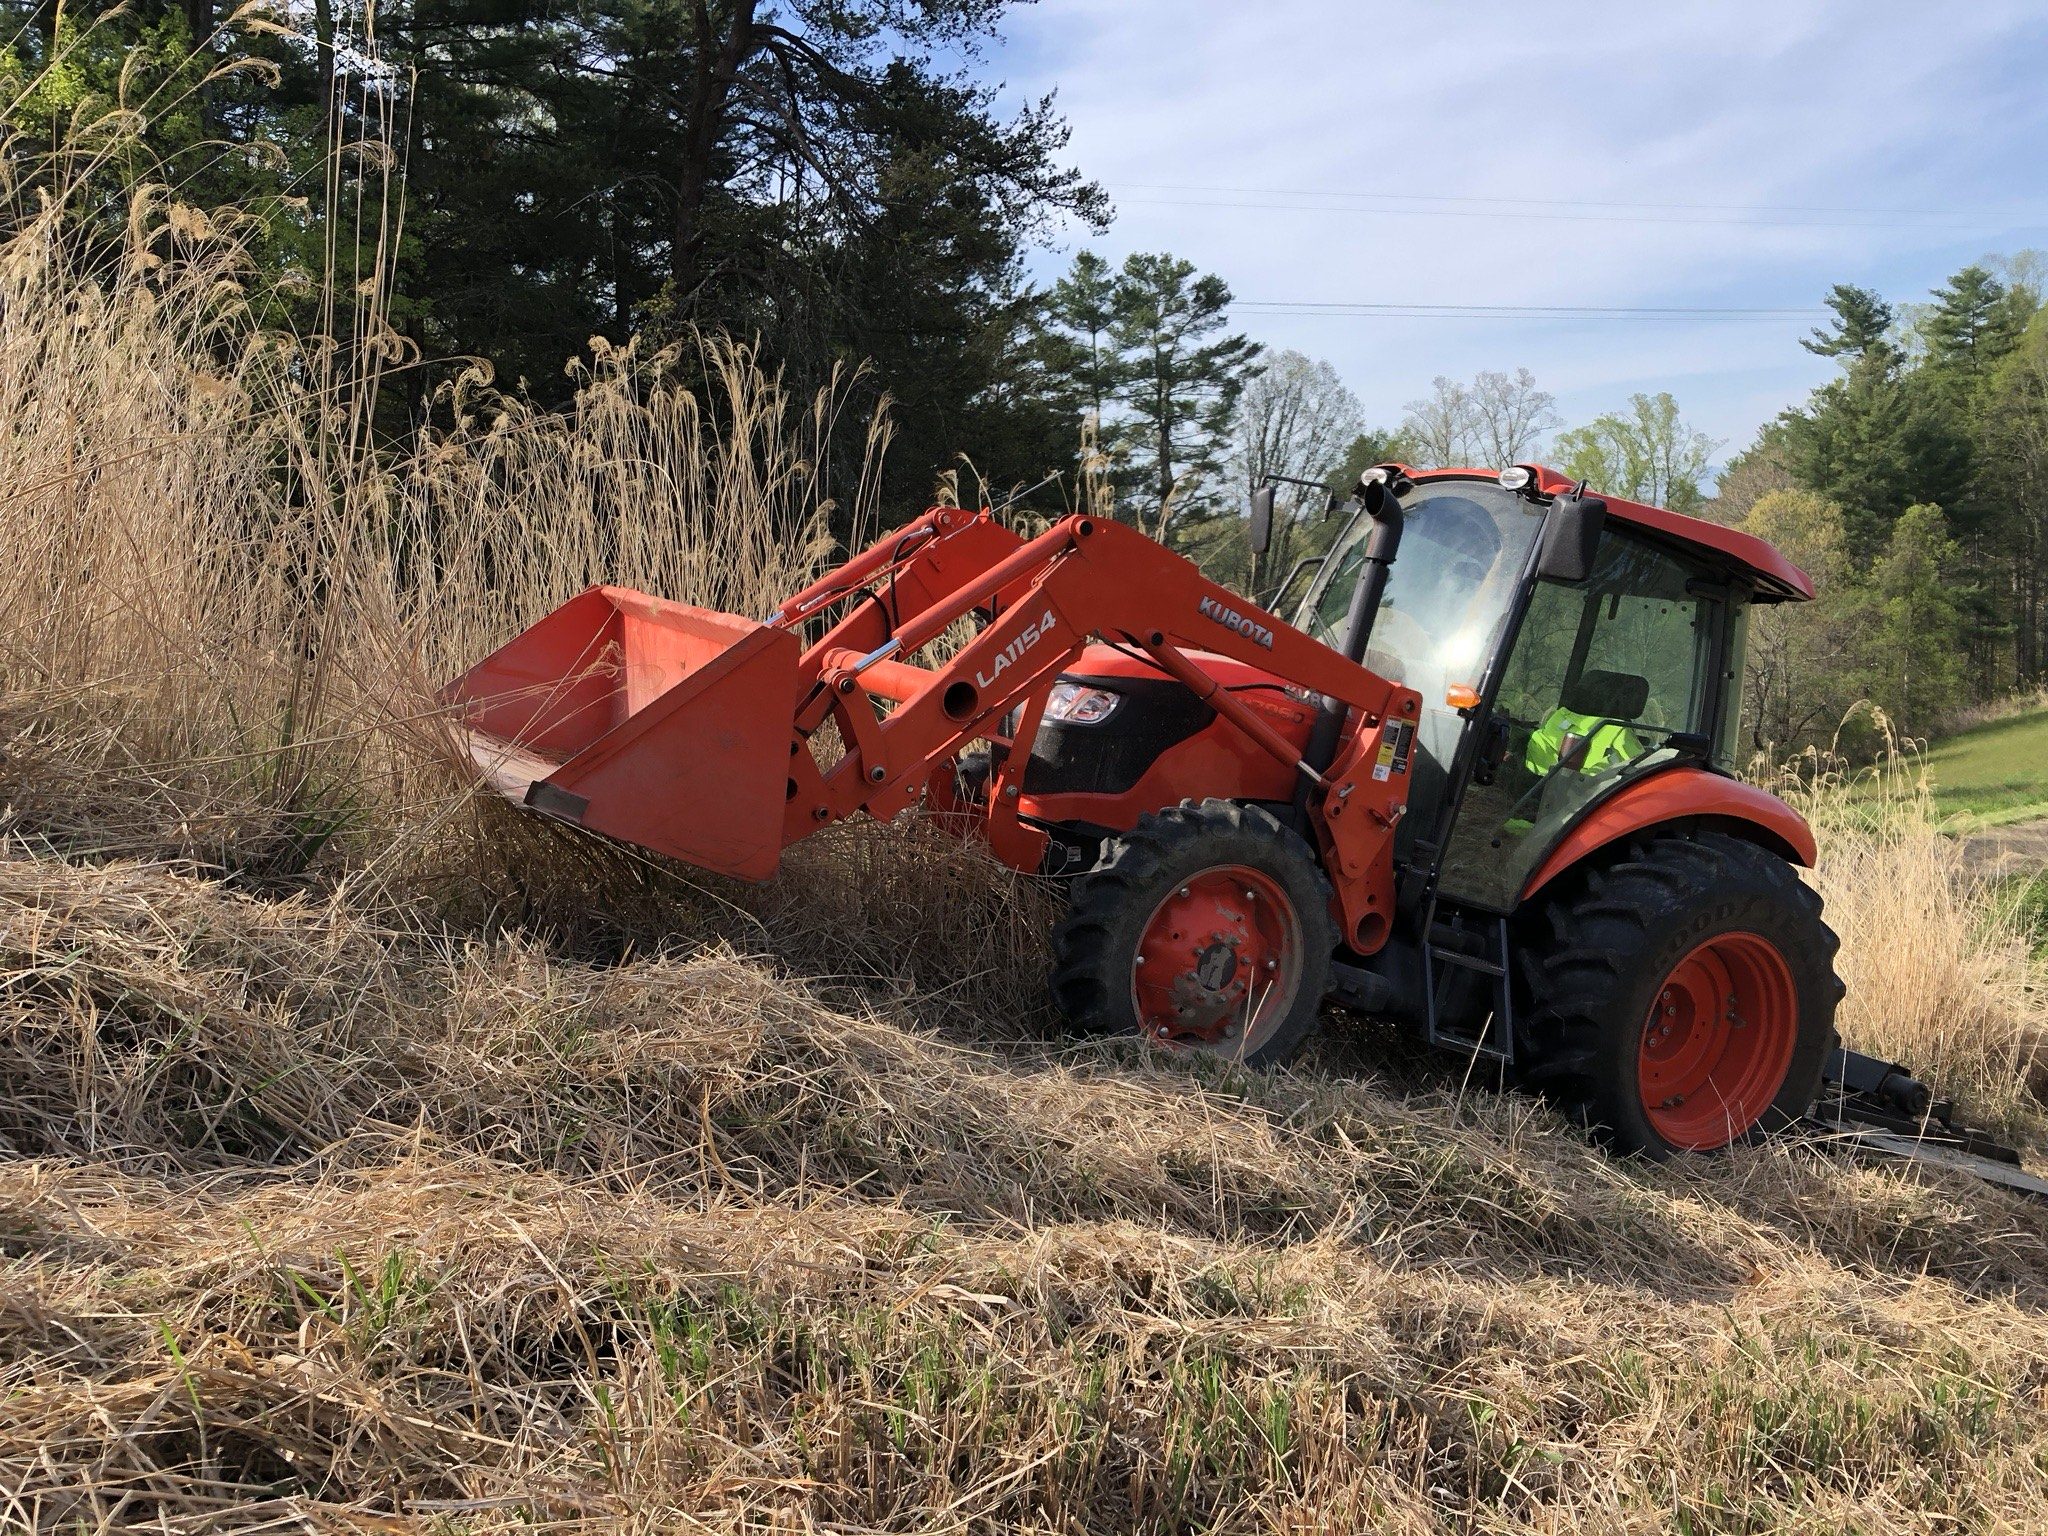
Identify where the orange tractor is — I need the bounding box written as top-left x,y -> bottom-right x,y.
445,464 -> 2033,1173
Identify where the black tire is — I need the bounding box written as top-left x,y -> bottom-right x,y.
1049,799 -> 1334,1068
1517,827 -> 1843,1158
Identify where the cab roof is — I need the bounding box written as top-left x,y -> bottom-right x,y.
1399,464 -> 1816,603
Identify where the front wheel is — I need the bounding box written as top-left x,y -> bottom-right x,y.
1049,799 -> 1334,1068
1518,828 -> 1843,1157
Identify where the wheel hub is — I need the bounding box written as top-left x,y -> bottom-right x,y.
1193,940 -> 1240,991
1132,866 -> 1302,1055
1638,930 -> 1798,1149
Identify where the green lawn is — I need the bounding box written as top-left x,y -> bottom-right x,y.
1917,705 -> 2048,826
2008,872 -> 2048,960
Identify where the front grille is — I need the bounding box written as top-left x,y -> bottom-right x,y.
1022,676 -> 1215,796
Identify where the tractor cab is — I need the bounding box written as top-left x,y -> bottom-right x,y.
1287,467 -> 1809,916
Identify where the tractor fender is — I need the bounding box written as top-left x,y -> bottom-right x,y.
1517,766 -> 1817,903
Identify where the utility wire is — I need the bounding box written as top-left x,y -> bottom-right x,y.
1232,301 -> 1829,322
1112,194 -> 2030,232
1111,180 -> 2004,220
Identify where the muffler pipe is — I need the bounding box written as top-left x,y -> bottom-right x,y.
1293,477 -> 1404,823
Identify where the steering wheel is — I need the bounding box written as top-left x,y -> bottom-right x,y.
1501,715 -> 1642,826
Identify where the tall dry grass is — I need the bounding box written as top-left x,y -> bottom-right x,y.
0,121 -> 1052,971
1778,739 -> 2048,1144
0,191 -> 873,857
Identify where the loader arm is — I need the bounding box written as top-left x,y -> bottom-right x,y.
781,514 -> 1422,952
447,509 -> 1421,950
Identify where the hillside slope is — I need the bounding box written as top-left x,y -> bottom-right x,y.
2,176 -> 2044,1530
6,836 -> 2048,1532
1920,703 -> 2048,827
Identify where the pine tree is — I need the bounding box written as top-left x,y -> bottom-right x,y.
1803,284 -> 1896,365
1042,251 -> 1124,425
1868,503 -> 1966,737
1108,253 -> 1260,534
1984,311 -> 2048,684
1922,265 -> 2026,385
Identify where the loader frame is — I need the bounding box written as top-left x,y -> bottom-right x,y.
450,507 -> 1425,953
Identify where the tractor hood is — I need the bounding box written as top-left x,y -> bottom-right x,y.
1061,641 -> 1294,694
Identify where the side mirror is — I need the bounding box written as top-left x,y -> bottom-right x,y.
1248,485 -> 1276,558
1537,490 -> 1607,582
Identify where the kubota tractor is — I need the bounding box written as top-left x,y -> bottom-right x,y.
442,464 -> 2029,1171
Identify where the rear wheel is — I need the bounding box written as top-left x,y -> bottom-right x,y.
1518,828 -> 1842,1157
1050,800 -> 1333,1068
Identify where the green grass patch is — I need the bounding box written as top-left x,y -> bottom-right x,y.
1917,706 -> 2048,827
1998,871 -> 2048,961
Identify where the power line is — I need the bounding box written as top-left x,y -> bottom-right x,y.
1234,301 -> 1829,321
1113,194 -> 2017,232
1112,180 -> 1988,220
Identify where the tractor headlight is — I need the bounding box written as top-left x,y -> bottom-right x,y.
1043,681 -> 1123,725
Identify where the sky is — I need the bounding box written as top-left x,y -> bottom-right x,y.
976,0 -> 2048,477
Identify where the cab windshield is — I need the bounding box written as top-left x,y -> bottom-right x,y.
1292,480 -> 1546,853
1294,480 -> 1545,708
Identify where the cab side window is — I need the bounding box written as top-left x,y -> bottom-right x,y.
1437,528 -> 1719,912
1501,532 -> 1713,754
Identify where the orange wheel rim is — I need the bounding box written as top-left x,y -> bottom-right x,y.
1131,866 -> 1301,1057
1638,930 -> 1798,1150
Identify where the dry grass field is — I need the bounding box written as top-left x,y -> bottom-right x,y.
3,147 -> 2048,1533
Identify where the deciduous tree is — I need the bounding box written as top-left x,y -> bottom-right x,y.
1554,392 -> 1718,513
1401,375 -> 1475,466
1187,349 -> 1363,591
1740,489 -> 1862,755
1468,367 -> 1558,465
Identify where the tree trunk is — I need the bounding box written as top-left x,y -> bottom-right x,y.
313,0 -> 335,122
672,0 -> 760,299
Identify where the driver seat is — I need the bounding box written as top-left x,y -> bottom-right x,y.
1525,670 -> 1651,775
1562,669 -> 1650,723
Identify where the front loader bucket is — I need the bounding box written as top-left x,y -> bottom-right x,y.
443,585 -> 801,881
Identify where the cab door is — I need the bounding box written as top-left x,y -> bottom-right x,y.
1435,527 -> 1740,913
